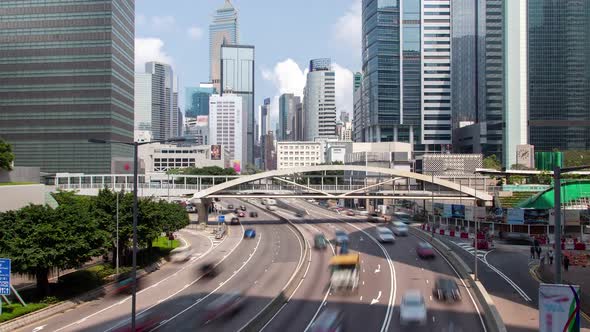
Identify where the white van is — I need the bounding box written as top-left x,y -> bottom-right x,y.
392,221 -> 409,236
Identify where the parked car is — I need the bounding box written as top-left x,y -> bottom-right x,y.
244,228 -> 256,238
416,242 -> 435,259
376,227 -> 395,243
309,309 -> 344,332
433,277 -> 462,302
400,290 -> 427,325
230,217 -> 240,225
392,221 -> 409,236
314,233 -> 328,250
249,211 -> 258,218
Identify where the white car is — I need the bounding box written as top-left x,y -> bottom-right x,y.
392,221 -> 408,236
376,227 -> 395,243
400,290 -> 427,325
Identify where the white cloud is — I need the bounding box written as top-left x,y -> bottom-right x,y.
187,26 -> 204,40
149,15 -> 176,32
332,0 -> 362,51
136,14 -> 147,26
333,63 -> 354,117
135,38 -> 173,71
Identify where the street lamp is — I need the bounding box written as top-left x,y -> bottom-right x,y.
88,136 -> 186,330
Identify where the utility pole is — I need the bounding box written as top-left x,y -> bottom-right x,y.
116,191 -> 119,276
554,166 -> 562,284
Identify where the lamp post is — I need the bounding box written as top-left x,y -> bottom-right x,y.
116,191 -> 119,276
89,136 -> 186,330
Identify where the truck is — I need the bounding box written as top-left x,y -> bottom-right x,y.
329,253 -> 360,294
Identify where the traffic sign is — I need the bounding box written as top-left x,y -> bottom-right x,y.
0,258 -> 11,296
218,215 -> 225,223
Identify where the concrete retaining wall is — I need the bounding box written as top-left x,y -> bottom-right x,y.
0,184 -> 45,212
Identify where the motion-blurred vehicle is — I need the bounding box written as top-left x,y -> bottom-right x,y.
230,217 -> 240,225
199,262 -> 219,278
234,208 -> 240,214
346,210 -> 355,216
249,211 -> 258,218
171,249 -> 192,263
244,228 -> 256,238
114,273 -> 142,295
376,227 -> 395,243
392,221 -> 408,236
240,205 -> 247,211
295,212 -> 304,217
238,211 -> 246,218
400,290 -> 427,325
314,233 -> 328,250
267,205 -> 277,211
416,242 -> 435,259
185,205 -> 196,213
309,308 -> 344,332
329,253 -> 360,293
227,204 -> 234,210
433,277 -> 461,302
112,312 -> 162,332
369,211 -> 379,217
394,211 -> 412,224
334,230 -> 349,245
203,292 -> 244,323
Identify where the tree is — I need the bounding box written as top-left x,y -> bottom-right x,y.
0,138 -> 15,171
483,155 -> 501,170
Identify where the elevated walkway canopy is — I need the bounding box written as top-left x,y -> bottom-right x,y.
518,180 -> 590,209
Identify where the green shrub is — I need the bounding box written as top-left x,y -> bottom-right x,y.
0,303 -> 48,323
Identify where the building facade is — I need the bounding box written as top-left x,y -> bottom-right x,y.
220,44 -> 254,166
144,62 -> 179,141
279,93 -> 301,141
527,0 -> 590,152
209,0 -> 238,92
139,143 -> 228,173
303,58 -> 337,141
135,73 -> 152,142
0,0 -> 135,173
185,116 -> 209,145
185,83 -> 216,118
209,94 -> 243,172
276,141 -> 323,170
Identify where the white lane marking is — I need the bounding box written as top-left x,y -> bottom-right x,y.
374,264 -> 381,274
371,291 -> 382,305
32,325 -> 47,332
450,241 -> 532,302
426,279 -> 429,284
360,296 -> 363,301
55,229 -> 219,332
151,232 -> 262,331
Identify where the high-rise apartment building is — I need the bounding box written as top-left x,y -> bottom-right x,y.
209,0 -> 238,92
0,0 -> 134,173
528,0 -> 590,151
185,83 -> 216,118
303,58 -> 337,141
220,44 -> 255,165
209,94 -> 243,171
144,62 -> 178,141
357,0 -> 451,152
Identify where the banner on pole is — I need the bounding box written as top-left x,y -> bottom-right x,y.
539,283 -> 580,332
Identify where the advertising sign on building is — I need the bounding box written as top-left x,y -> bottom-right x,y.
475,206 -> 487,221
451,204 -> 465,219
433,203 -> 444,216
539,283 -> 580,332
507,208 -> 525,224
443,204 -> 453,218
210,144 -> 221,160
465,206 -> 475,221
549,209 -> 581,226
232,160 -> 241,173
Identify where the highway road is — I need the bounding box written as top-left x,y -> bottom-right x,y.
17,199 -> 302,332
263,199 -> 485,332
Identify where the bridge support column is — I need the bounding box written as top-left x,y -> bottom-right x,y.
191,198 -> 213,226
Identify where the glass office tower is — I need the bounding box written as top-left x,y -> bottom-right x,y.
0,0 -> 134,173
528,0 -> 590,151
185,84 -> 216,118
210,0 -> 239,93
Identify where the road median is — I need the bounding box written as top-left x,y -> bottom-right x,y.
410,226 -> 507,332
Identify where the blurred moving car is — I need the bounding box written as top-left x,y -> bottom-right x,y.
309,308 -> 344,332
199,262 -> 219,278
295,212 -> 304,217
392,221 -> 409,236
112,312 -> 162,332
400,290 -> 427,325
249,211 -> 258,218
227,204 -> 234,210
416,242 -> 435,259
240,205 -> 247,211
230,217 -> 240,225
314,233 -> 328,250
244,228 -> 256,238
329,253 -> 360,293
346,210 -> 355,216
394,211 -> 412,224
114,274 -> 142,295
203,292 -> 244,323
238,211 -> 246,218
334,230 -> 349,245
433,277 -> 461,302
171,249 -> 192,263
376,227 -> 395,243
267,205 -> 277,211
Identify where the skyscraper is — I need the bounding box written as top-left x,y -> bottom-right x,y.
209,94 -> 243,172
260,98 -> 271,169
185,83 -> 216,118
220,44 -> 255,165
303,58 -> 337,140
0,0 -> 134,173
279,93 -> 300,141
353,72 -> 362,92
210,0 -> 239,93
145,62 -> 178,141
528,0 -> 590,151
135,73 -> 153,142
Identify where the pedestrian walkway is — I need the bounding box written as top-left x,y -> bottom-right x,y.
451,240 -> 491,259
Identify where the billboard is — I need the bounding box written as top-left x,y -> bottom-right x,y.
465,206 -> 475,221
433,203 -> 444,216
232,160 -> 241,173
210,144 -> 221,160
451,204 -> 465,219
443,204 -> 453,218
524,209 -> 550,225
549,209 -> 581,226
539,283 -> 580,332
475,207 -> 487,221
507,208 -> 525,224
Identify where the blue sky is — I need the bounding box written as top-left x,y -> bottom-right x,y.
135,0 -> 361,125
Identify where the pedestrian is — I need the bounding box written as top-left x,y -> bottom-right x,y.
530,245 -> 535,259
564,255 -> 570,271
536,246 -> 542,259
548,249 -> 554,264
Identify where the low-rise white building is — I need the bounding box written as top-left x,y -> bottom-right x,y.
139,143 -> 229,173
277,141 -> 323,170
209,94 -> 244,172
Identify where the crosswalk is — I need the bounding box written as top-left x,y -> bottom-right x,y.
452,241 -> 490,259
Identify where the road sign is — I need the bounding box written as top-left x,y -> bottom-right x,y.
0,258 -> 11,296
218,215 -> 225,223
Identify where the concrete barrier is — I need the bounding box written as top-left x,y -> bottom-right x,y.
410,227 -> 507,332
0,258 -> 166,332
